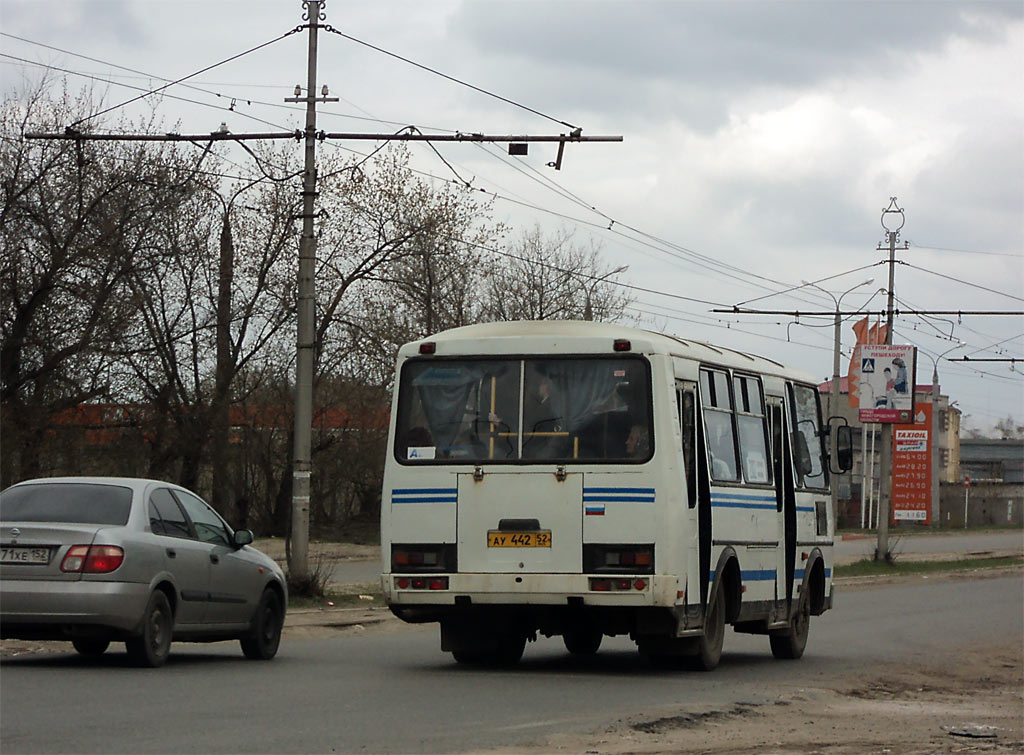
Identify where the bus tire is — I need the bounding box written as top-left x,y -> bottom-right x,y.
770,594 -> 810,660
563,626 -> 602,656
492,632 -> 527,665
689,586 -> 725,671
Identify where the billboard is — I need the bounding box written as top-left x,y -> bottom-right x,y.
892,402 -> 933,523
854,344 -> 916,423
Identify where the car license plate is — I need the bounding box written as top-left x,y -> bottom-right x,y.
487,531 -> 551,548
0,546 -> 51,565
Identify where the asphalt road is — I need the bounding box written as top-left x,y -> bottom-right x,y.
2,572 -> 1020,754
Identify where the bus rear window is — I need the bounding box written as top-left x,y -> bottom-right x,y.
394,356 -> 652,464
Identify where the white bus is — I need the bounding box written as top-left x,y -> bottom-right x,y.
380,321 -> 851,669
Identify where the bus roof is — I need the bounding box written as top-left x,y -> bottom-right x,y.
401,320 -> 819,384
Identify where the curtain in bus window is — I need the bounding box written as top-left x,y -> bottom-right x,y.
406,361 -> 520,459
791,384 -> 826,488
527,358 -> 648,461
734,375 -> 770,484
701,368 -> 740,481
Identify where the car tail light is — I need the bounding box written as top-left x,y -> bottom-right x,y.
61,545 -> 124,573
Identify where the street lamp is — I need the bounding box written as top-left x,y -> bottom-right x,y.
800,278 -> 874,522
918,341 -> 965,525
582,266 -> 628,321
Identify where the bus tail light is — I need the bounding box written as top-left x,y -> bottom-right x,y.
395,576 -> 449,591
391,544 -> 456,573
583,544 -> 654,574
589,577 -> 648,592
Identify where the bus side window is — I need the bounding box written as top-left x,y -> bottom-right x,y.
733,375 -> 771,484
679,388 -> 697,508
700,368 -> 739,481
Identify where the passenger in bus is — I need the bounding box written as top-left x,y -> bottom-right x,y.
521,373 -> 567,458
625,424 -> 650,458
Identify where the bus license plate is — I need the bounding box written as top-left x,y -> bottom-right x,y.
0,546 -> 50,565
487,531 -> 552,548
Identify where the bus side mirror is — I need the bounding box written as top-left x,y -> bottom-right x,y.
835,425 -> 853,473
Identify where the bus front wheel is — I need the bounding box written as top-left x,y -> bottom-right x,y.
689,587 -> 725,671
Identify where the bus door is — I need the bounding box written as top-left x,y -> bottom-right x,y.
456,471 -> 584,574
772,397 -> 797,607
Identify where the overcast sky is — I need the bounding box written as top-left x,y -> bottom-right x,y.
3,0 -> 1022,434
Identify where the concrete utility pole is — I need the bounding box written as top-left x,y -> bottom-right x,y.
875,197 -> 908,561
284,0 -> 337,581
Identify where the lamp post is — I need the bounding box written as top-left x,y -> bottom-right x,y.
918,341 -> 964,526
801,278 -> 874,524
582,266 -> 628,321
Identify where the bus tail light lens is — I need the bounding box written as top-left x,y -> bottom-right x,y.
391,544 -> 456,573
583,544 -> 654,574
395,576 -> 449,590
589,577 -> 648,592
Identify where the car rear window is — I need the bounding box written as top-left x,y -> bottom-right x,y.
0,483 -> 133,525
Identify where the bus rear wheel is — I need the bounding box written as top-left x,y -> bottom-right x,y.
563,626 -> 602,656
770,594 -> 810,660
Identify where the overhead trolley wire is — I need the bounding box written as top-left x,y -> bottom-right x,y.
322,26 -> 577,131
62,26 -> 305,128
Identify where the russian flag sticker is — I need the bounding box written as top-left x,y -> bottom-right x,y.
585,504 -> 606,516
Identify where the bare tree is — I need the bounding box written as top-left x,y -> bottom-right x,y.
482,225 -> 631,323
0,81 -> 200,485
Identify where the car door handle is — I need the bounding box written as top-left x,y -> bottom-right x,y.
209,554 -> 219,564
166,548 -> 177,559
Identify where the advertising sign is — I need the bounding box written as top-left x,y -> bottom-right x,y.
855,344 -> 916,423
892,402 -> 932,523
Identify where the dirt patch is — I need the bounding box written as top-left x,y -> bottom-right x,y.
498,643 -> 1023,755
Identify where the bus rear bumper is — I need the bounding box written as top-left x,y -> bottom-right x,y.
382,572 -> 679,608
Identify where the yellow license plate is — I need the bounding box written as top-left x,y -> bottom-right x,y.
487,531 -> 552,548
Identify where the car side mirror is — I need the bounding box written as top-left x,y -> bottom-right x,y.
233,529 -> 254,548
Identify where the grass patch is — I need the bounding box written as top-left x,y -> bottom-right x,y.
836,555 -> 1023,578
289,582 -> 386,610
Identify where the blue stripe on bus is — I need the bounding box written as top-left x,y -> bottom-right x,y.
796,505 -> 815,512
393,488 -> 457,495
391,488 -> 457,504
707,569 -> 777,582
711,500 -> 778,510
584,487 -> 655,494
392,497 -> 457,504
583,487 -> 655,503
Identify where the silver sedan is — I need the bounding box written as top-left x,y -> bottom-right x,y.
0,477 -> 287,667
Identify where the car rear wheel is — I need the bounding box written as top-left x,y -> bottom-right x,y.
126,591 -> 173,668
241,588 -> 283,660
72,638 -> 110,656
